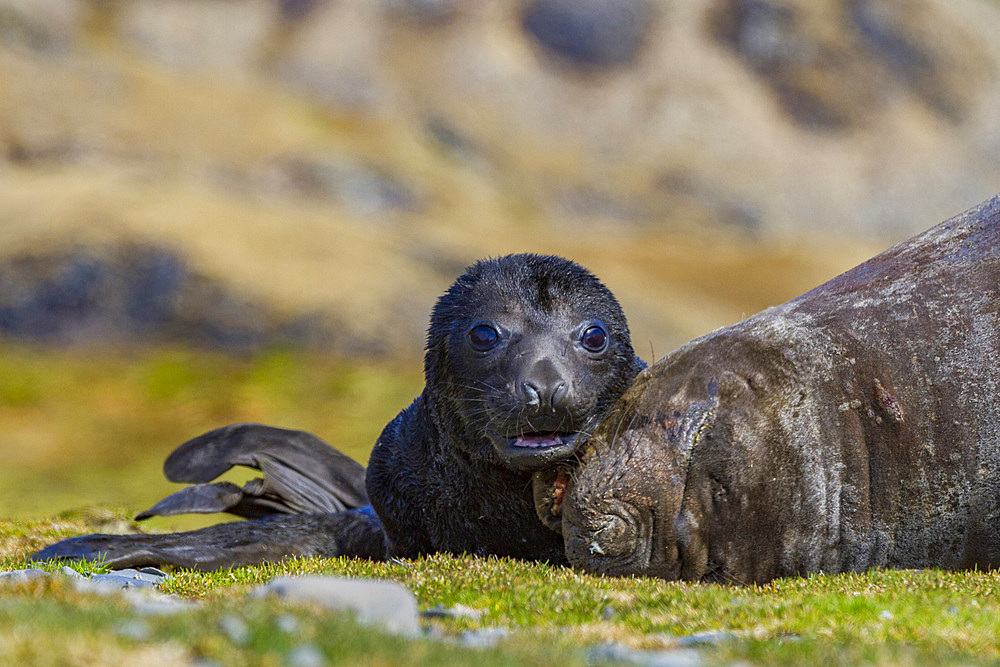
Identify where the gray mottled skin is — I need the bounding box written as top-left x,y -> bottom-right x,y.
555,194 -> 1000,583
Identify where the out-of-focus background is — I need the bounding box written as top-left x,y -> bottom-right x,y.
2,0 -> 998,524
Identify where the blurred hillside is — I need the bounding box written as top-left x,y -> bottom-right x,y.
2,0 -> 999,358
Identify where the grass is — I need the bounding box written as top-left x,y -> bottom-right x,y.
0,343 -> 423,523
5,346 -> 1000,664
4,514 -> 1000,665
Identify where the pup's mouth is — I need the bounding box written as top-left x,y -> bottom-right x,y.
488,431 -> 583,471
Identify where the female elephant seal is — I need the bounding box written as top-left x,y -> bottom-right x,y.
33,254 -> 645,569
545,194 -> 1000,584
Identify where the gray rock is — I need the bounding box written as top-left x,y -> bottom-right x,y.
126,592 -> 197,616
457,626 -> 510,648
287,643 -> 326,667
112,619 -> 151,641
275,613 -> 301,633
255,576 -> 420,637
522,0 -> 654,67
420,603 -> 484,620
106,568 -> 170,585
137,567 -> 169,578
675,631 -> 734,647
0,568 -> 49,583
60,566 -> 85,578
219,615 -> 250,645
589,643 -> 703,667
84,574 -> 160,591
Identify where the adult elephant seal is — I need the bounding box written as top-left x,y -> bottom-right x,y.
32,254 -> 645,569
541,194 -> 1000,584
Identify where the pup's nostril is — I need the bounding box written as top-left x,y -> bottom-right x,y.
551,381 -> 568,411
522,382 -> 541,407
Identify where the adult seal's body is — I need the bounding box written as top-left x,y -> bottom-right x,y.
34,254 -> 645,569
546,194 -> 1000,584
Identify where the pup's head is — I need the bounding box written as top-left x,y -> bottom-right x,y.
425,253 -> 644,471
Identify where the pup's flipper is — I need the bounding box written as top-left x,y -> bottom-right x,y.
135,424 -> 369,521
30,509 -> 387,570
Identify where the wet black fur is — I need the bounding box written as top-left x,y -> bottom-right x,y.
32,254 -> 644,569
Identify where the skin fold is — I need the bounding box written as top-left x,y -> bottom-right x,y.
549,194 -> 1000,584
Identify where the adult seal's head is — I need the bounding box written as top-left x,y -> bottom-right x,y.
424,253 -> 645,472
543,194 -> 1000,584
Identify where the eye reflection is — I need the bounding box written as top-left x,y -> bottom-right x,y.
581,325 -> 607,352
468,323 -> 500,351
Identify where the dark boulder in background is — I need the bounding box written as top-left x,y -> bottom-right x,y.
0,245 -> 333,352
522,0 -> 655,67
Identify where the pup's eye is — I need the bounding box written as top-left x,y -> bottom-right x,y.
580,325 -> 608,352
468,324 -> 500,351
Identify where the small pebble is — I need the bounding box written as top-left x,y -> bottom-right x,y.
287,643 -> 325,667
0,569 -> 48,583
219,615 -> 250,645
255,576 -> 420,637
275,613 -> 301,633
113,619 -> 150,641
421,603 -> 484,620
602,605 -> 616,620
879,610 -> 894,621
104,568 -> 169,585
588,642 -> 703,667
675,631 -> 734,646
127,592 -> 197,616
77,574 -> 158,593
458,626 -> 509,648
946,605 -> 959,615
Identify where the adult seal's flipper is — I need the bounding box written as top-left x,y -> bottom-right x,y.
30,510 -> 387,570
135,424 -> 369,521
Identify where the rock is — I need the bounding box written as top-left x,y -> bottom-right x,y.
77,574 -> 160,592
675,631 -> 735,647
420,603 -> 484,620
381,0 -> 458,24
522,0 -> 654,67
287,643 -> 326,667
256,158 -> 423,215
0,0 -> 84,55
127,592 -> 197,616
0,243 -> 334,352
107,568 -> 171,585
0,568 -> 49,583
588,643 -> 704,666
112,619 -> 151,641
457,626 -> 510,648
219,615 -> 250,645
254,576 -> 420,637
275,613 -> 301,633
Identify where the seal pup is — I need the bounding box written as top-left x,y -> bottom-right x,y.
541,194 -> 1000,584
33,253 -> 645,569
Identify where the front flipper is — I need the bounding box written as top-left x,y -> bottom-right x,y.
135,423 -> 368,521
31,510 -> 387,570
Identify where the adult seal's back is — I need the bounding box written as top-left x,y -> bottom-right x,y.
33,253 -> 645,569
549,194 -> 1000,584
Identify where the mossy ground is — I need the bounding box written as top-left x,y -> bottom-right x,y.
4,514 -> 1000,665
3,345 -> 1000,665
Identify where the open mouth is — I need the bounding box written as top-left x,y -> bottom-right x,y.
488,431 -> 583,470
